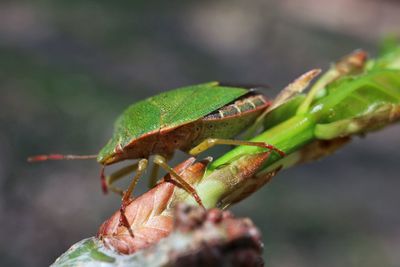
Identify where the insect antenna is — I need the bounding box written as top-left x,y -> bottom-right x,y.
27,154 -> 98,162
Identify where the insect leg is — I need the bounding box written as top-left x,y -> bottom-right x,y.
118,158 -> 149,233
148,154 -> 174,188
121,159 -> 149,202
153,155 -> 205,209
104,162 -> 140,195
148,163 -> 160,189
189,138 -> 285,157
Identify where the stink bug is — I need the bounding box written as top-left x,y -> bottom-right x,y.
29,74 -> 326,228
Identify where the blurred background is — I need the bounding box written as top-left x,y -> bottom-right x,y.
1,0 -> 399,266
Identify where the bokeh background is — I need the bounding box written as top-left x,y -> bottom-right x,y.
1,0 -> 400,266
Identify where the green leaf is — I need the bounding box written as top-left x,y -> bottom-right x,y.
52,238 -> 115,267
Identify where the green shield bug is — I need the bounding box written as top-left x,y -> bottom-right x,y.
29,75 -> 324,229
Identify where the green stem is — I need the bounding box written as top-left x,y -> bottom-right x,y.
209,114 -> 316,172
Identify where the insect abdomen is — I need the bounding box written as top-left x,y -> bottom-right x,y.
204,93 -> 268,120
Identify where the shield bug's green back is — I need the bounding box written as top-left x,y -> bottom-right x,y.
97,82 -> 249,163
